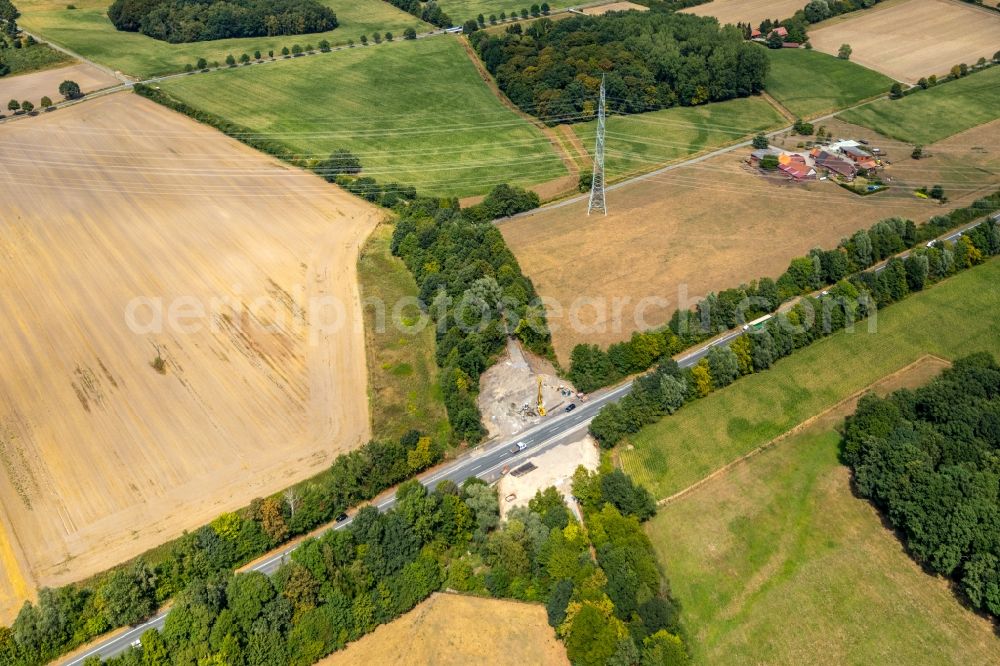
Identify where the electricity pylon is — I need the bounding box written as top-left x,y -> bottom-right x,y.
587,76 -> 607,216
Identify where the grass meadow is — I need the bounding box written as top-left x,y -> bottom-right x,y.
839,66 -> 1000,145
17,0 -> 428,78
572,96 -> 785,180
618,258 -> 1000,499
358,226 -> 450,443
764,48 -> 894,118
1,41 -> 71,76
160,37 -> 568,197
437,0 -> 570,25
648,421 -> 1000,663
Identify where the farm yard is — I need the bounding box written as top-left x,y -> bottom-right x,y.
764,48 -> 894,119
679,0 -> 808,27
572,96 -> 785,180
502,115 -> 999,363
808,0 -> 1000,83
0,93 -> 377,613
819,116 -> 1000,201
618,259 -> 1000,500
159,37 -> 568,198
0,62 -> 119,110
15,0 -> 428,79
320,593 -> 569,665
647,355 -> 1000,664
839,65 -> 1000,145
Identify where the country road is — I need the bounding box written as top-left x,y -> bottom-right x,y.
58,313 -> 739,665
56,210 -> 999,665
19,7 -> 994,660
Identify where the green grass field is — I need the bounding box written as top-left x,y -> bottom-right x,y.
1,40 -> 72,76
437,0 -> 570,25
619,258 -> 1000,500
160,38 -> 567,197
764,48 -> 894,119
648,419 -> 1000,663
839,66 -> 1000,145
17,0 -> 428,78
359,225 -> 450,443
572,96 -> 785,180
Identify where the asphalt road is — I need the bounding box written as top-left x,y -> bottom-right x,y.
869,215 -> 996,273
60,316 -> 739,664
57,212 -> 998,665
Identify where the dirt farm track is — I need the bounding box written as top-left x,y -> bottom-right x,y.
0,93 -> 378,622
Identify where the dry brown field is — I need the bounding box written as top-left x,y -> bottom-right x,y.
582,2 -> 649,15
0,62 -> 120,109
502,119 -> 1000,363
809,0 -> 1000,83
0,92 -> 378,623
680,0 -> 807,26
321,593 -> 569,666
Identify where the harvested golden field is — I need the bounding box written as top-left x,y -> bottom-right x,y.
0,92 -> 378,617
582,1 -> 649,15
502,119 -> 1000,363
0,519 -> 33,626
809,0 -> 1000,83
681,0 -> 807,26
0,62 -> 120,109
321,593 -> 569,666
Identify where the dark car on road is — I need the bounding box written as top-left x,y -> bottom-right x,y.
565,403 -> 576,412
335,512 -> 349,523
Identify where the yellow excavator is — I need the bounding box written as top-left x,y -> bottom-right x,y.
537,376 -> 546,416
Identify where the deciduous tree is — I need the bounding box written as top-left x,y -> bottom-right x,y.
97,561 -> 157,627
259,496 -> 289,544
691,359 -> 712,397
706,345 -> 739,387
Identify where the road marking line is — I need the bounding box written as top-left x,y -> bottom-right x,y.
476,421 -> 591,479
